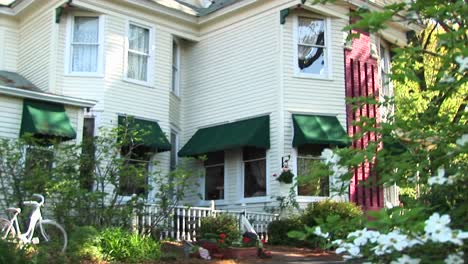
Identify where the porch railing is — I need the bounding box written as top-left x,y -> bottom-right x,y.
133,202 -> 279,241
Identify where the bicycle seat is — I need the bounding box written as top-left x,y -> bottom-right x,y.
6,207 -> 21,214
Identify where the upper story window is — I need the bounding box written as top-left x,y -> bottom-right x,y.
172,40 -> 180,96
296,16 -> 328,77
68,15 -> 103,74
126,22 -> 153,84
243,147 -> 266,198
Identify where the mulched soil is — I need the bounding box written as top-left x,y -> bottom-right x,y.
158,242 -> 343,264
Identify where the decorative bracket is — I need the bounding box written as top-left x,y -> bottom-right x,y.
55,0 -> 73,24
280,8 -> 290,25
281,155 -> 291,168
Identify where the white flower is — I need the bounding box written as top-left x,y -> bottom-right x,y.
335,242 -> 361,258
456,134 -> 468,146
428,167 -> 448,186
313,226 -> 329,238
430,226 -> 453,243
387,230 -> 409,251
445,252 -> 464,264
441,74 -> 455,83
425,213 -> 451,234
449,230 -> 468,246
372,243 -> 393,255
390,254 -> 421,264
198,247 -> 211,260
321,148 -> 341,164
455,56 -> 468,73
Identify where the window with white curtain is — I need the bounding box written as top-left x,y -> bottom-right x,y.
172,40 -> 180,96
296,16 -> 328,76
70,16 -> 101,73
127,23 -> 151,82
243,147 -> 266,198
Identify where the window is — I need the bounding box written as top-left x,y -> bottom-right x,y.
24,145 -> 54,193
170,130 -> 178,171
243,147 -> 266,198
119,146 -> 152,196
69,16 -> 101,73
126,22 -> 151,83
380,45 -> 391,97
80,117 -> 95,191
297,144 -> 329,197
172,40 -> 180,96
204,151 -> 224,200
297,17 -> 327,76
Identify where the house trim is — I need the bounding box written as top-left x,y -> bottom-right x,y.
0,85 -> 96,108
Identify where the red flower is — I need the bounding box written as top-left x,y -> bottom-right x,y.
219,233 -> 226,239
242,237 -> 251,244
219,239 -> 225,244
261,238 -> 267,244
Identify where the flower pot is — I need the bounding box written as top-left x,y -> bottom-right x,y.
222,247 -> 258,259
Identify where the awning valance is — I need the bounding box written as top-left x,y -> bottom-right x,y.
292,114 -> 349,147
178,115 -> 270,157
118,116 -> 171,152
20,99 -> 77,141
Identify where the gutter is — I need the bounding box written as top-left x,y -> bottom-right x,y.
0,0 -> 33,15
0,85 -> 97,108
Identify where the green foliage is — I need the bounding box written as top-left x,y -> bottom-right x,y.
267,216 -> 304,246
97,227 -> 160,263
198,215 -> 241,246
0,239 -> 30,264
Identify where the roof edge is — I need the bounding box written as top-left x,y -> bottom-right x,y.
0,85 -> 97,108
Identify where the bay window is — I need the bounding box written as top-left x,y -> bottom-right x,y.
126,22 -> 152,83
297,144 -> 330,197
296,16 -> 328,76
69,16 -> 102,74
204,151 -> 224,200
243,147 -> 266,198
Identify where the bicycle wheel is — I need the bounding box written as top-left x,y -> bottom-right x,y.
0,217 -> 15,240
37,220 -> 68,253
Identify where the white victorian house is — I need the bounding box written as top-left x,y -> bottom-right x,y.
0,0 -> 414,211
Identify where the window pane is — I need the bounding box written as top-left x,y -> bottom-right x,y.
204,151 -> 224,166
119,146 -> 150,195
298,18 -> 325,46
72,44 -> 98,72
127,53 -> 148,81
129,24 -> 149,53
297,158 -> 329,196
73,17 -> 98,43
170,131 -> 177,170
244,159 -> 266,198
298,45 -> 325,74
172,41 -> 179,66
205,165 -> 224,200
243,147 -> 266,161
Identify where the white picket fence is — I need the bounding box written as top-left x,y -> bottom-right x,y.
133,203 -> 279,241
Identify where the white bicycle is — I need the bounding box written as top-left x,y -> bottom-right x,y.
0,194 -> 68,252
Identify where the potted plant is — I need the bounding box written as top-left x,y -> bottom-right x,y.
277,166 -> 294,184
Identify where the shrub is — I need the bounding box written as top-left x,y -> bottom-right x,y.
267,216 -> 303,246
198,214 -> 241,246
97,227 -> 161,263
0,239 -> 30,264
301,200 -> 363,240
67,226 -> 103,263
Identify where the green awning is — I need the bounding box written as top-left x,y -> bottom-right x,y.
20,99 -> 77,140
178,115 -> 270,157
118,116 -> 171,152
292,114 -> 349,147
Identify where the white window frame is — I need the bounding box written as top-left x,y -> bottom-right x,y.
240,148 -> 269,203
123,20 -> 155,87
293,15 -> 332,80
292,148 -> 330,203
171,38 -> 181,96
64,13 -> 105,77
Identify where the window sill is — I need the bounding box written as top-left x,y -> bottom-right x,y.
64,73 -> 104,78
293,73 -> 333,81
296,196 -> 330,203
239,196 -> 270,204
123,77 -> 154,88
198,199 -> 228,207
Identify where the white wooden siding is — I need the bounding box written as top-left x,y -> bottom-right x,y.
182,10 -> 281,206
17,9 -> 54,92
0,95 -> 22,139
0,17 -> 18,72
282,11 -> 348,156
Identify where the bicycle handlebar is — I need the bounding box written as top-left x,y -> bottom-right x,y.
23,201 -> 38,206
